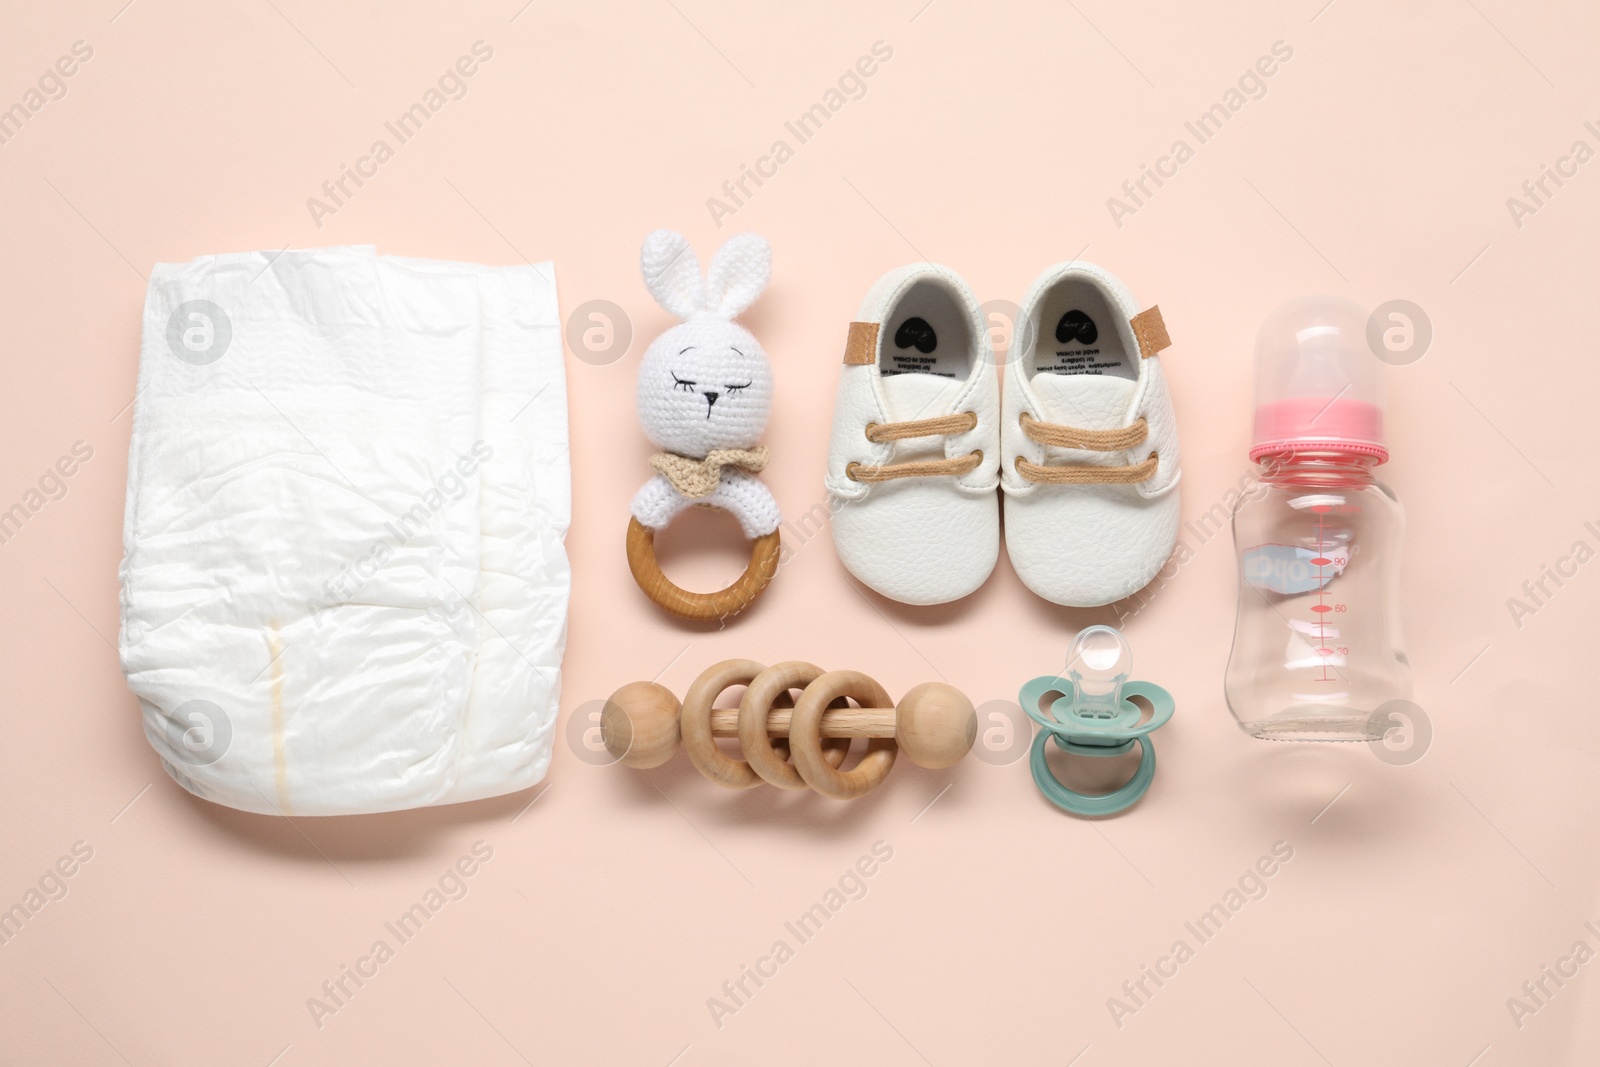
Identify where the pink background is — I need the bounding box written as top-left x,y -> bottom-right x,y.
3,0 -> 1598,1063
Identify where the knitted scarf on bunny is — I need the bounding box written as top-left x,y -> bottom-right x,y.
649,446 -> 770,499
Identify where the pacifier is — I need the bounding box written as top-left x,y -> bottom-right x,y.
1019,626 -> 1174,817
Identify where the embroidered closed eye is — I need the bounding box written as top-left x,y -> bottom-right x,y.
671,372 -> 697,393
724,381 -> 753,396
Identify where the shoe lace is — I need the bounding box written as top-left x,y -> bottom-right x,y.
1014,412 -> 1158,485
845,411 -> 982,483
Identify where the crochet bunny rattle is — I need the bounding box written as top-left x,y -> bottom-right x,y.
625,230 -> 781,621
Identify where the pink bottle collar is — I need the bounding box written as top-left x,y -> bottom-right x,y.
1249,396 -> 1388,464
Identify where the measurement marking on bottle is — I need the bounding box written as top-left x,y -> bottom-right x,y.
1316,510 -> 1332,681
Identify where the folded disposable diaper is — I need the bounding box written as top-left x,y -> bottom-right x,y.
120,247 -> 569,815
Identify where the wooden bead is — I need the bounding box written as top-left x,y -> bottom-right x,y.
601,681 -> 681,769
895,682 -> 977,769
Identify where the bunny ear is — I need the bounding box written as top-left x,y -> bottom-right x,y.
641,229 -> 704,319
704,234 -> 771,319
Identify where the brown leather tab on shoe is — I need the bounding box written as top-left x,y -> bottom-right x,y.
1131,306 -> 1170,358
843,321 -> 879,365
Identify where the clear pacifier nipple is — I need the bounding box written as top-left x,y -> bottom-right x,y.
1067,625 -> 1131,722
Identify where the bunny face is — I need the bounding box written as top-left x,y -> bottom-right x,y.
637,317 -> 771,455
635,229 -> 774,458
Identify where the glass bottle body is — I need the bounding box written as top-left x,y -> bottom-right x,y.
1225,454 -> 1410,741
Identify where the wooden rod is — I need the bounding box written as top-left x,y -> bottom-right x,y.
706,706 -> 897,739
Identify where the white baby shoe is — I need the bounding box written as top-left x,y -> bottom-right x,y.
1000,262 -> 1181,607
825,264 -> 1000,605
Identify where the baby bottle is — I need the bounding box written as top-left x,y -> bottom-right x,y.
1224,298 -> 1411,740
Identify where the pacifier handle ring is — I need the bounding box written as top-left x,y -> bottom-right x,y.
1029,730 -> 1158,817
626,516 -> 781,621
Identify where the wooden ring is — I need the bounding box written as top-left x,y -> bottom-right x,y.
738,662 -> 850,790
680,659 -> 768,789
626,516 -> 781,621
790,670 -> 898,800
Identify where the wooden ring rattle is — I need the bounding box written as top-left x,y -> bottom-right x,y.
677,659 -> 847,789
602,659 -> 978,800
626,516 -> 781,621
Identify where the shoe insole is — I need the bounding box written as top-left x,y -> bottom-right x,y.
1029,279 -> 1137,382
879,279 -> 972,380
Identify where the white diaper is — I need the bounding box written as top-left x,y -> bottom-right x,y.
119,247 -> 569,816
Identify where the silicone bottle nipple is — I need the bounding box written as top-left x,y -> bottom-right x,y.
1250,297 -> 1389,463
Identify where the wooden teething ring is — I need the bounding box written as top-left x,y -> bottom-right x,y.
626,516 -> 781,621
738,661 -> 850,790
680,659 -> 768,788
603,659 -> 977,799
789,670 -> 897,800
